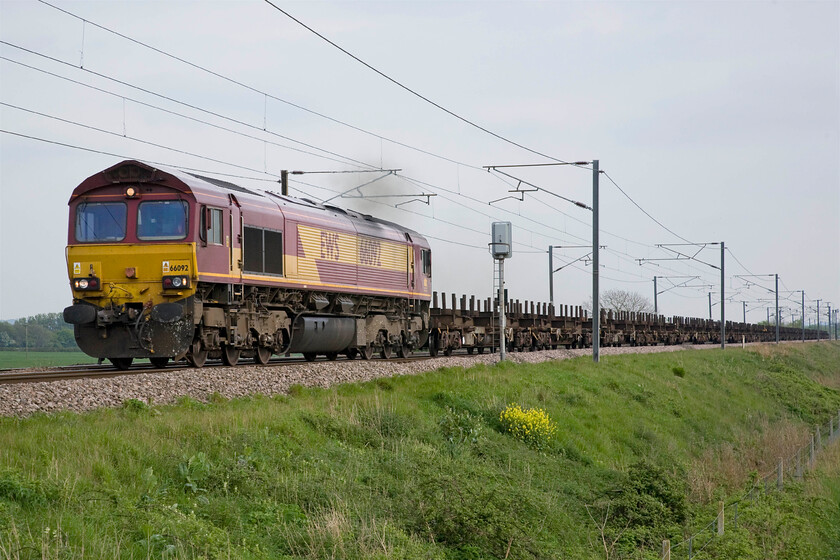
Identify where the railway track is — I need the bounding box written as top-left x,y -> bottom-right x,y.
0,354 -> 433,385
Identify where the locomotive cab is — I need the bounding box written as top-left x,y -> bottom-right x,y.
64,162 -> 201,368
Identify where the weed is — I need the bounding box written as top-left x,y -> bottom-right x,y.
439,407 -> 484,446
178,452 -> 211,494
499,403 -> 556,451
672,366 -> 686,378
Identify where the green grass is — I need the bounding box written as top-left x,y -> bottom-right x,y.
0,343 -> 838,559
0,350 -> 96,369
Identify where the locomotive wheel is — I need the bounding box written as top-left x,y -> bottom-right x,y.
109,357 -> 133,370
380,344 -> 393,360
150,357 -> 169,369
254,347 -> 272,365
222,345 -> 240,366
345,348 -> 359,360
466,347 -> 474,355
303,352 -> 317,362
325,352 -> 338,361
443,346 -> 452,357
188,341 -> 208,368
429,335 -> 439,357
397,343 -> 410,359
360,344 -> 374,360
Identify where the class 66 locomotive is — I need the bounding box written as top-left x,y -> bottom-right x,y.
63,160 -> 432,369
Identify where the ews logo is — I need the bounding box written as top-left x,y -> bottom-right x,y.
320,231 -> 340,260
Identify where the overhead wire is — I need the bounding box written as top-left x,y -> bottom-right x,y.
262,0 -> 581,167
0,129 -> 279,182
1,101 -> 283,178
33,1 -> 507,171
0,45 -> 375,170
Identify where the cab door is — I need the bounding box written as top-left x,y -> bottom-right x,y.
407,245 -> 415,291
197,205 -> 229,281
228,194 -> 243,283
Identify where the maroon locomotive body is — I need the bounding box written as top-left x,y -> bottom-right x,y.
64,160 -> 432,368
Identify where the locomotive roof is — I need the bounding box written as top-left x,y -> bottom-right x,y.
71,160 -> 429,245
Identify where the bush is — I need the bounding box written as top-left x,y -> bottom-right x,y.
499,404 -> 556,451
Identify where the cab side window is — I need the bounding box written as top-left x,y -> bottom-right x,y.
421,249 -> 431,276
209,209 -> 223,244
200,207 -> 224,245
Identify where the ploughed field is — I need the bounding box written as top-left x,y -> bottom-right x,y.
0,342 -> 838,559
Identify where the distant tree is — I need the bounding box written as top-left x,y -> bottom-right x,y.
54,329 -> 78,349
583,289 -> 654,314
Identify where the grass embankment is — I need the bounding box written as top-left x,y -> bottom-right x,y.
0,343 -> 838,559
0,351 -> 95,370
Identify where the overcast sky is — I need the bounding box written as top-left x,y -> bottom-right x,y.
1,0 -> 838,325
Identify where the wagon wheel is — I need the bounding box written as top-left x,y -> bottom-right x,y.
429,334 -> 439,357
109,357 -> 133,370
397,343 -> 410,359
222,345 -> 240,366
345,348 -> 359,360
187,340 -> 207,368
466,347 -> 474,355
360,344 -> 374,360
325,352 -> 338,361
254,347 -> 272,365
303,352 -> 317,362
476,346 -> 485,354
380,344 -> 393,360
150,357 -> 170,369
443,346 -> 452,357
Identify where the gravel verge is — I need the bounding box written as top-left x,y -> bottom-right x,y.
0,343 -> 745,417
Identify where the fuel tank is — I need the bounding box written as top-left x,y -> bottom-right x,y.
288,316 -> 356,353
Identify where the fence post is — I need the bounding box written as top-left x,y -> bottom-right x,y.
661,539 -> 670,560
816,425 -> 822,450
810,434 -> 815,469
733,502 -> 738,530
777,457 -> 783,490
717,501 -> 725,535
796,448 -> 802,479
688,535 -> 693,559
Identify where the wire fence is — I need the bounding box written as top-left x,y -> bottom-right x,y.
660,409 -> 840,560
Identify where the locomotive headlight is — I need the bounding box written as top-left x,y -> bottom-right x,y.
162,275 -> 189,290
72,276 -> 100,291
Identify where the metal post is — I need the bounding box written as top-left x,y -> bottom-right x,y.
592,159 -> 600,363
708,292 -> 712,320
802,291 -> 805,342
548,246 -> 553,305
720,241 -> 725,349
816,299 -> 821,341
828,304 -> 832,340
280,169 -> 289,196
499,258 -> 506,362
743,301 -> 746,324
654,276 -> 658,315
775,274 -> 779,344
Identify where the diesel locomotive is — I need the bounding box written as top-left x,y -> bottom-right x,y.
63,160 -> 432,369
